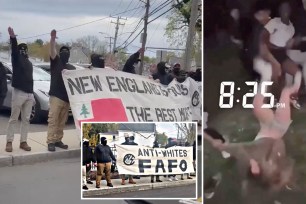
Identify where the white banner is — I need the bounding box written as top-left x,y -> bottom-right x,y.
116,145 -> 195,175
62,69 -> 202,128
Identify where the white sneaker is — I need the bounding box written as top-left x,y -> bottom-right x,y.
168,177 -> 173,182
173,177 -> 179,181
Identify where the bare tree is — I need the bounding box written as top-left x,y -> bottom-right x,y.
75,35 -> 107,54
176,123 -> 196,144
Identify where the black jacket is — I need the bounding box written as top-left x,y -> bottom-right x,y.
10,37 -> 33,93
152,73 -> 173,85
49,56 -> 75,102
83,145 -> 95,165
122,51 -> 140,74
94,144 -> 116,163
0,62 -> 8,98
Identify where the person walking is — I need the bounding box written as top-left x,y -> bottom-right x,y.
5,27 -> 34,152
47,29 -> 76,152
94,137 -> 116,188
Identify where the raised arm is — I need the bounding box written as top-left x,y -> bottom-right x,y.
8,27 -> 18,56
50,29 -> 57,60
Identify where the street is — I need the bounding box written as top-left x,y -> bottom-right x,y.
0,157 -> 202,204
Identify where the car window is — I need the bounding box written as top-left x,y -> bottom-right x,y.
33,67 -> 51,81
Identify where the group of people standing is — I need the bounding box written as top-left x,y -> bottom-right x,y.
82,135 -> 196,190
1,27 -> 75,152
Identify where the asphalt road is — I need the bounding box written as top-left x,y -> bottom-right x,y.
0,109 -> 75,135
0,157 -> 202,204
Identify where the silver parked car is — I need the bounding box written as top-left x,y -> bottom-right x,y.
1,62 -> 50,123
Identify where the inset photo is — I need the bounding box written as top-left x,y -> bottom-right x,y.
81,122 -> 198,200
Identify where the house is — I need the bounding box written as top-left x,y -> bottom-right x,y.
116,123 -> 156,147
98,132 -> 119,145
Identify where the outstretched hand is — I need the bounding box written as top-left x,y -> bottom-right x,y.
8,27 -> 16,38
51,29 -> 57,40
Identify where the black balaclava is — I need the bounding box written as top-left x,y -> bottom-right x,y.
59,46 -> 70,64
101,137 -> 107,146
18,43 -> 28,58
130,136 -> 135,142
83,140 -> 89,147
157,62 -> 167,75
125,137 -> 130,143
173,63 -> 181,75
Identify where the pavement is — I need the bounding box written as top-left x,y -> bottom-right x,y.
0,129 -> 81,167
83,175 -> 197,198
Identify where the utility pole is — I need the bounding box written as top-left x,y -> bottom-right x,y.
139,0 -> 150,75
104,37 -> 114,53
111,16 -> 127,53
182,0 -> 199,72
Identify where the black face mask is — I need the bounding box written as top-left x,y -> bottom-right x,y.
83,141 -> 89,147
19,49 -> 28,58
60,52 -> 70,64
173,68 -> 180,74
102,140 -> 107,146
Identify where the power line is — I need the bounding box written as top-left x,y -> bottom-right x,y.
149,0 -> 172,17
18,6 -> 145,40
148,6 -> 175,24
122,4 -> 175,49
118,18 -> 143,48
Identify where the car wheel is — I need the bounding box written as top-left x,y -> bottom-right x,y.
30,97 -> 42,124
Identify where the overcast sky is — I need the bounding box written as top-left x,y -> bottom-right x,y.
0,0 -> 175,56
156,123 -> 178,138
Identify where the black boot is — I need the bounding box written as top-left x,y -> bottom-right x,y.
83,185 -> 88,190
55,141 -> 68,149
48,143 -> 55,152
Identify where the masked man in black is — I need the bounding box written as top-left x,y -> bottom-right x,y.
120,135 -> 136,185
82,138 -> 95,190
94,137 -> 116,188
47,29 -> 75,152
6,27 -> 34,152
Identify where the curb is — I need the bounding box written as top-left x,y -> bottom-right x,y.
83,179 -> 196,197
1,148 -> 80,167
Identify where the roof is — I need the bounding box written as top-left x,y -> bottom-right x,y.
118,123 -> 155,133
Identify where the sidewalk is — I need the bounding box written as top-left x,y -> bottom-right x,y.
0,129 -> 80,167
83,175 -> 197,197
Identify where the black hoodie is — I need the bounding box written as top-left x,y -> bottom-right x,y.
83,143 -> 96,165
0,62 -> 8,98
122,51 -> 140,74
152,62 -> 173,85
94,144 -> 116,163
10,37 -> 33,93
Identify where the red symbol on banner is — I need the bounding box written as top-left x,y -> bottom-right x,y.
78,98 -> 128,126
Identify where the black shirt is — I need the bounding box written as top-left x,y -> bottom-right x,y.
122,51 -> 140,74
0,62 -> 8,97
10,37 -> 33,93
49,56 -> 75,102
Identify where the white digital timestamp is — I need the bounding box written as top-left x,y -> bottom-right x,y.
219,81 -> 286,109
